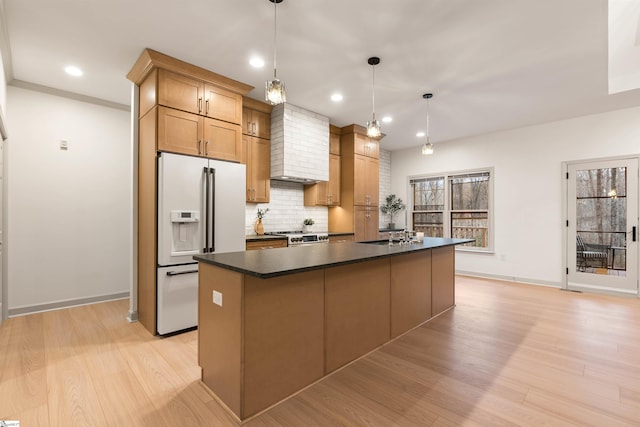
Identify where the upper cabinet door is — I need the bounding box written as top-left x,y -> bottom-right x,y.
203,84 -> 242,125
158,69 -> 202,115
252,110 -> 271,139
203,118 -> 242,162
353,133 -> 379,159
157,106 -> 203,156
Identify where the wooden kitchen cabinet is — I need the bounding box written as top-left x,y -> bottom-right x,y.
243,107 -> 271,139
353,154 -> 378,206
243,135 -> 271,203
241,98 -> 273,203
157,106 -> 242,162
245,239 -> 287,251
304,153 -> 341,206
328,124 -> 381,241
354,206 -> 379,241
330,124 -> 341,155
158,69 -> 242,125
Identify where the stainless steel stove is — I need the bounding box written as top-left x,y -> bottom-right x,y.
266,230 -> 329,246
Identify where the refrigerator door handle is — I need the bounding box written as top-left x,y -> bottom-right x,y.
204,166 -> 210,253
210,167 -> 216,253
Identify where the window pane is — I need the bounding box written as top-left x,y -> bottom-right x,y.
576,167 -> 626,198
451,212 -> 488,248
412,177 -> 444,210
449,174 -> 489,210
413,212 -> 443,237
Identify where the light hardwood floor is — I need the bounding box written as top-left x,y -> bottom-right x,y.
1,276 -> 639,426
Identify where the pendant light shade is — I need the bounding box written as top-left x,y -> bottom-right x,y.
421,93 -> 434,155
366,56 -> 381,138
265,0 -> 286,105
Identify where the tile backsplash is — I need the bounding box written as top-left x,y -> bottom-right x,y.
245,180 -> 328,235
245,148 -> 391,235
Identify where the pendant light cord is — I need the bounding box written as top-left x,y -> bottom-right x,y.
273,0 -> 278,79
426,96 -> 430,143
371,64 -> 376,120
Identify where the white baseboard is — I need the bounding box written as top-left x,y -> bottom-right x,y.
127,310 -> 138,322
456,270 -> 562,289
8,292 -> 130,317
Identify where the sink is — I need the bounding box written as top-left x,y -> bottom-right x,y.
359,239 -> 401,245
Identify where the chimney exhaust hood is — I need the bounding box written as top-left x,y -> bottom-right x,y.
270,103 -> 329,183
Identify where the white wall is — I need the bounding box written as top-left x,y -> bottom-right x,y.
6,86 -> 131,312
391,106 -> 640,286
378,148 -> 392,228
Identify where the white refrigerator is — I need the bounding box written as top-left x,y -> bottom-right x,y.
156,152 -> 246,335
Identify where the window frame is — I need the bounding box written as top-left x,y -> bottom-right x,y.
408,167 -> 494,253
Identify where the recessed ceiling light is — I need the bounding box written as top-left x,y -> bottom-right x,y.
416,131 -> 426,137
330,93 -> 343,102
249,57 -> 265,68
382,116 -> 392,123
64,66 -> 83,77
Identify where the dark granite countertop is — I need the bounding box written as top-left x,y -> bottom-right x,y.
245,235 -> 288,242
195,237 -> 472,279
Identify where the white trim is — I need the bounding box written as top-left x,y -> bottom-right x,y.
456,271 -> 561,289
8,292 -> 130,317
0,0 -> 14,83
128,83 -> 139,323
10,79 -> 130,112
562,154 -> 640,296
408,166 -> 494,252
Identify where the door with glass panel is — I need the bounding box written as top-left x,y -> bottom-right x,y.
567,158 -> 638,294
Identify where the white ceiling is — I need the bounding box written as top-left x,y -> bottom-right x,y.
3,0 -> 640,151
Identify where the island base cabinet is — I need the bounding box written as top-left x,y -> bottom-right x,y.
325,259 -> 390,373
390,251 -> 432,338
243,272 -> 324,417
198,263 -> 325,420
432,246 -> 455,316
198,264 -> 242,417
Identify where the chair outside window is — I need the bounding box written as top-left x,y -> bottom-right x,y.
576,234 -> 609,271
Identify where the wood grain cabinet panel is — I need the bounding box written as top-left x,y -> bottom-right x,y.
243,107 -> 271,139
203,118 -> 242,162
325,259 -> 390,373
244,135 -> 271,203
203,84 -> 242,125
432,246 -> 455,316
390,251 -> 432,338
243,271 -> 324,417
158,69 -> 203,114
157,106 -> 202,156
245,239 -> 286,250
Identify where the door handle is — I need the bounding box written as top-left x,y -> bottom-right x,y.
633,226 -> 637,242
166,269 -> 198,276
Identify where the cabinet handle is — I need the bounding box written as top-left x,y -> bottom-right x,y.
205,99 -> 210,116
252,189 -> 256,200
198,140 -> 202,154
198,98 -> 203,114
247,188 -> 251,200
205,140 -> 209,156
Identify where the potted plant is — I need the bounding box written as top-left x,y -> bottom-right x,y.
380,194 -> 405,229
255,208 -> 269,235
303,218 -> 314,233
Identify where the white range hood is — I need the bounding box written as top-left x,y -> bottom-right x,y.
270,103 -> 329,183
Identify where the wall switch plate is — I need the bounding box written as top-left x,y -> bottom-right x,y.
60,140 -> 68,150
213,290 -> 222,306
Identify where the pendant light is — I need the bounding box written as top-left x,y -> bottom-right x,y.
421,93 -> 434,155
366,56 -> 381,138
265,0 -> 286,105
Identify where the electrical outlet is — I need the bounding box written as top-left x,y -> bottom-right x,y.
60,140 -> 69,150
213,290 -> 222,306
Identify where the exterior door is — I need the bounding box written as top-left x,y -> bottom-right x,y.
567,158 -> 638,294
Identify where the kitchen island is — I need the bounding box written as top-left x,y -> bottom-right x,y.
194,237 -> 471,421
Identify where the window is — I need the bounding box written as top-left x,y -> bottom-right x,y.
410,169 -> 492,251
